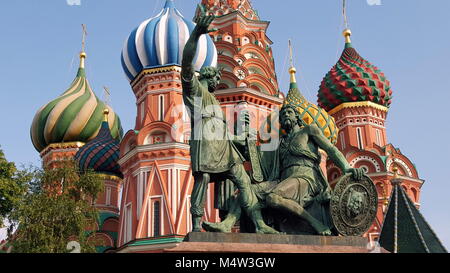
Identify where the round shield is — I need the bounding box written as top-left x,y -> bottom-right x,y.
330,174 -> 378,236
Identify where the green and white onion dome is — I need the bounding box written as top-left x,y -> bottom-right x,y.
30,52 -> 123,152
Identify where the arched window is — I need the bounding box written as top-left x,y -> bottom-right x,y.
224,35 -> 233,43
242,36 -> 250,46
411,188 -> 419,202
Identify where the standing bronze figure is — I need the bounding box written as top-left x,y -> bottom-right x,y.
181,5 -> 278,234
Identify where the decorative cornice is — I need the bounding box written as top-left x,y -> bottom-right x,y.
97,173 -> 123,182
214,87 -> 283,105
212,11 -> 270,31
40,141 -> 85,157
328,101 -> 389,116
131,65 -> 182,87
369,172 -> 424,184
125,157 -> 191,173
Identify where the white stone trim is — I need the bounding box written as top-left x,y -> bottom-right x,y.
119,143 -> 190,165
386,158 -> 414,177
349,155 -> 381,172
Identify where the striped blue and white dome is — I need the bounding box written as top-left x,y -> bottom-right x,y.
121,0 -> 218,82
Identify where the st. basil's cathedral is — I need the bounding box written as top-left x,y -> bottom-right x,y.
23,0 -> 446,253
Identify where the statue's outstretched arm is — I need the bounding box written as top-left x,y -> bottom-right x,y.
308,124 -> 351,172
181,4 -> 217,82
309,124 -> 364,180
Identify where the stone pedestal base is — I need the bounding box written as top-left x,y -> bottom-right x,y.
172,232 -> 377,253
118,232 -> 387,253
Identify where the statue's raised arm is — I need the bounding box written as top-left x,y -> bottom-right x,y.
181,4 -> 217,84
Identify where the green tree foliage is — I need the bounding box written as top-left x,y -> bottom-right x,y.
7,160 -> 104,253
0,148 -> 28,229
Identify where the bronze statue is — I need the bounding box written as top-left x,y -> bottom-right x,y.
181,5 -> 278,234
203,104 -> 365,235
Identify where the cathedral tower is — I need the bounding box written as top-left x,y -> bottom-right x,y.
29,27 -> 124,252
117,0 -> 220,250
318,27 -> 424,242
30,32 -> 122,168
199,0 -> 283,134
75,109 -> 123,252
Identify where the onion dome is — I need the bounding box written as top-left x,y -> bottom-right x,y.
75,109 -> 123,178
317,29 -> 393,112
30,52 -> 123,152
285,66 -> 338,144
121,0 -> 218,82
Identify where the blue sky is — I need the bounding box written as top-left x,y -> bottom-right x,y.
1,0 -> 449,250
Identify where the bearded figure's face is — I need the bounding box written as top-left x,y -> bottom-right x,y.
280,107 -> 299,131
207,73 -> 221,92
199,67 -> 221,93
347,191 -> 365,217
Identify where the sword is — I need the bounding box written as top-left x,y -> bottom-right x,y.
247,137 -> 264,183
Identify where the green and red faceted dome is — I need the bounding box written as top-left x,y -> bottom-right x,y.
318,29 -> 393,112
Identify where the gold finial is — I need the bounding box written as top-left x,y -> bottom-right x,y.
79,52 -> 86,69
392,166 -> 399,178
103,108 -> 110,122
343,28 -> 352,44
80,24 -> 88,68
288,39 -> 297,84
380,183 -> 389,206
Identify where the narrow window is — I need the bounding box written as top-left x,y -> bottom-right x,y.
340,132 -> 346,150
356,128 -> 364,149
106,186 -> 111,206
137,174 -> 144,218
159,95 -> 164,121
125,204 -> 132,243
153,201 -> 161,237
376,129 -> 382,146
140,102 -> 145,122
